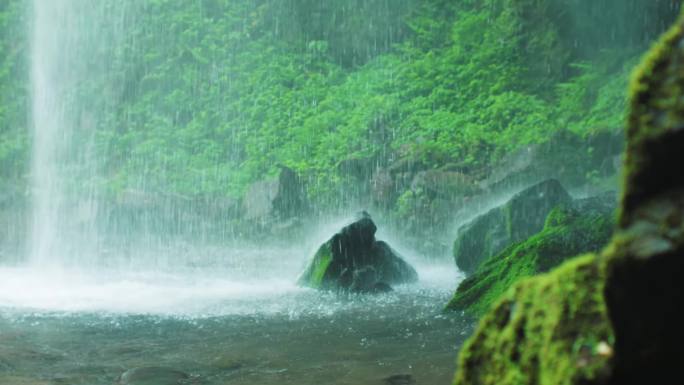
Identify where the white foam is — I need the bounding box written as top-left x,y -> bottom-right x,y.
0,258 -> 462,318
0,266 -> 302,316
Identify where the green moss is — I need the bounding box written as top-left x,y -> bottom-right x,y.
297,241 -> 333,289
309,245 -> 333,288
621,13 -> 684,227
543,206 -> 578,228
454,254 -> 614,385
454,180 -> 573,275
447,207 -> 614,316
453,11 -> 684,385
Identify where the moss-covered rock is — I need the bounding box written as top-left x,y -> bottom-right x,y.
453,11 -> 684,385
454,255 -> 614,385
454,179 -> 573,275
297,212 -> 418,292
447,205 -> 614,316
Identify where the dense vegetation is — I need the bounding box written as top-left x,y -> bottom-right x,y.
0,0 -> 679,207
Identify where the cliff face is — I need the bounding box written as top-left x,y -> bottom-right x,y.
453,11 -> 684,385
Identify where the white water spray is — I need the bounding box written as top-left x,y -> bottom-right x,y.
28,0 -> 131,267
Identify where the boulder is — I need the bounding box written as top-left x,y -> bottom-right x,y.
409,170 -> 481,200
446,204 -> 614,315
480,129 -> 624,194
570,190 -> 618,216
242,166 -> 308,223
453,179 -> 573,275
453,14 -> 684,385
297,212 -> 418,292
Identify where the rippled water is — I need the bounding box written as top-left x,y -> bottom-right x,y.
0,247 -> 472,385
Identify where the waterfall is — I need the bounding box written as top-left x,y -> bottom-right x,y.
28,0 -> 129,267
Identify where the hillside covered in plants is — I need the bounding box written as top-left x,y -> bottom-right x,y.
1,0 -> 678,210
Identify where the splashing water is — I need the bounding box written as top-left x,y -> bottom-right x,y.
12,0 -> 465,317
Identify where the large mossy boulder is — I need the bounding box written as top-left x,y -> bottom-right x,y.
298,212 -> 418,292
446,204 -> 614,316
453,13 -> 684,385
454,179 -> 572,275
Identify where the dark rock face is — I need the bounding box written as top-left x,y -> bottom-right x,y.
117,367 -> 190,385
447,203 -> 615,315
602,13 -> 684,382
570,190 -> 618,215
242,166 -> 308,225
370,168 -> 395,208
453,179 -> 573,275
453,13 -> 684,385
297,212 -> 418,292
410,170 -> 480,200
481,129 -> 624,194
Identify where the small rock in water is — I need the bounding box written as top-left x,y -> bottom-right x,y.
383,374 -> 416,385
117,367 -> 190,385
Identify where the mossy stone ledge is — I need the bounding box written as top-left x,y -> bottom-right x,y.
446,204 -> 614,316
454,12 -> 684,385
453,179 -> 573,275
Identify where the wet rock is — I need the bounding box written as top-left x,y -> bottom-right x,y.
117,367 -> 190,385
602,13 -> 684,381
447,205 -> 614,315
297,212 -> 418,292
370,168 -> 395,208
410,170 -> 481,200
453,179 -> 572,275
570,190 -> 618,215
383,373 -> 416,385
349,266 -> 394,293
453,14 -> 684,385
242,166 -> 308,224
480,129 -> 624,194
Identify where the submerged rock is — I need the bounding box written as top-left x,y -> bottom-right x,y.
297,212 -> 418,292
453,179 -> 572,275
383,373 -> 416,385
453,14 -> 684,385
117,367 -> 190,385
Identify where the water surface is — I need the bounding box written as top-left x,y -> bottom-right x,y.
0,249 -> 471,385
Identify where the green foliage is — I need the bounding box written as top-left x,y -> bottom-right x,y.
0,0 -> 677,204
